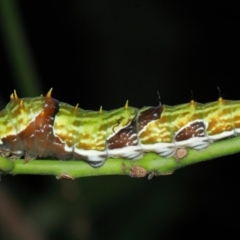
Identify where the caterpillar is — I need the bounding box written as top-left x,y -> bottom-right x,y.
0,88 -> 240,167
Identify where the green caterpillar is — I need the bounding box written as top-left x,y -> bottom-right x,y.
0,89 -> 240,167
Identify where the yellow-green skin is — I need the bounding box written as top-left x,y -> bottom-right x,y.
1,94 -> 240,167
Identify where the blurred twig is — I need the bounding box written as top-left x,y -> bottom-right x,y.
0,0 -> 42,96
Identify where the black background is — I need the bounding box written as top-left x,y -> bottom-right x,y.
0,1 -> 240,239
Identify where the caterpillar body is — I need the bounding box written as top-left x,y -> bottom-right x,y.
0,89 -> 240,167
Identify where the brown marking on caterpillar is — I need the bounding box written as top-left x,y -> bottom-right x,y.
175,121 -> 206,142
137,105 -> 163,131
2,97 -> 69,160
108,118 -> 138,149
129,166 -> 147,178
2,133 -> 24,158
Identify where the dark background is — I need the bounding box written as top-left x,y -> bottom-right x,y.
0,1 -> 239,239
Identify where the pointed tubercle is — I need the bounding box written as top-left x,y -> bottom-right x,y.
46,88 -> 53,98
125,100 -> 129,109
74,103 -> 79,110
218,97 -> 223,103
13,90 -> 19,100
10,93 -> 14,100
20,100 -> 24,109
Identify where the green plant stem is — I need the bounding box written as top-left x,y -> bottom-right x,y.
1,136 -> 240,179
